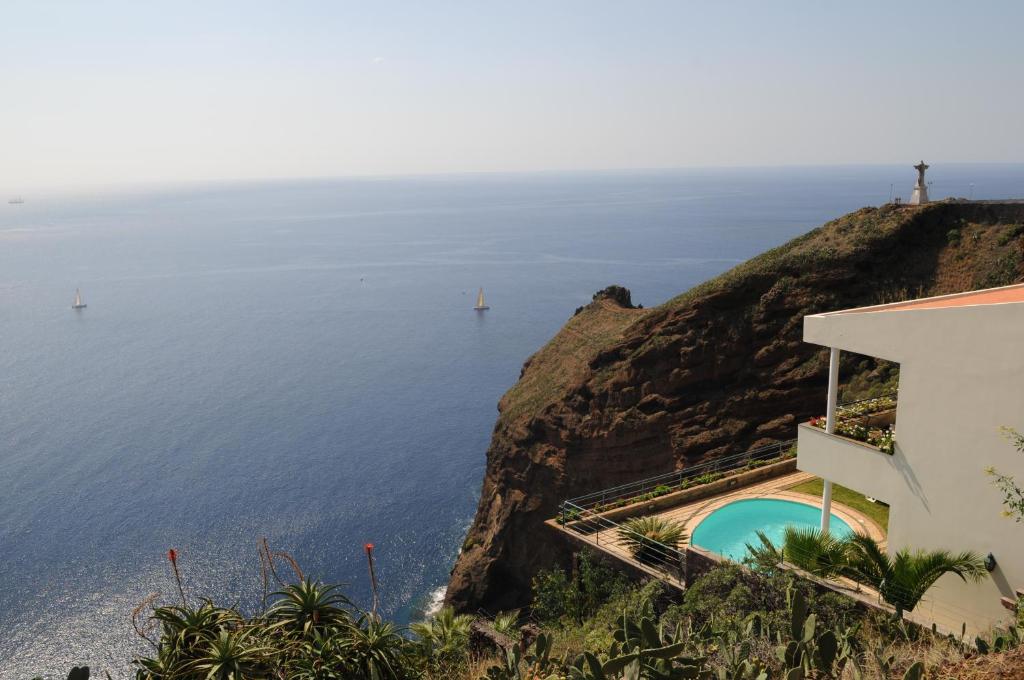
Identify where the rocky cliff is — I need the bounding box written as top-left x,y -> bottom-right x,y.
446,201 -> 1024,614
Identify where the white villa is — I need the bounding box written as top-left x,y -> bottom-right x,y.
798,283 -> 1024,633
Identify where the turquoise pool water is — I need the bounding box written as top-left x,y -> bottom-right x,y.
691,498 -> 854,561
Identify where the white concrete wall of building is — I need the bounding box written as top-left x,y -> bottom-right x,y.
801,301 -> 1024,632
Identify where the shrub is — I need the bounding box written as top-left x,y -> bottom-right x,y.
665,563 -> 859,635
997,223 -> 1024,246
667,564 -> 790,632
572,579 -> 666,652
978,251 -> 1023,288
556,507 -> 581,525
530,550 -> 630,624
694,472 -> 722,485
531,567 -> 575,624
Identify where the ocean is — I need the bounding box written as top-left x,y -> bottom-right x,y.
1,165 -> 1021,676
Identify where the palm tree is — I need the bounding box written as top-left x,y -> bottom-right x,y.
617,516 -> 687,566
491,610 -> 521,640
744,529 -> 784,572
744,527 -> 848,577
844,533 -> 987,616
409,606 -> 473,661
781,526 -> 849,579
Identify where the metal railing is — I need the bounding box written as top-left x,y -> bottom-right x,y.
562,438 -> 797,513
837,389 -> 898,410
835,390 -> 898,417
554,438 -> 799,587
558,498 -> 688,587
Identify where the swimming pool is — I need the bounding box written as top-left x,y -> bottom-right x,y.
691,498 -> 855,561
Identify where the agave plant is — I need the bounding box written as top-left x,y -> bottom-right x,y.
617,516 -> 686,565
844,533 -> 987,616
268,579 -> 354,636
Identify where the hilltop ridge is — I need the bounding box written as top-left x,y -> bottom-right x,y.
446,200 -> 1024,614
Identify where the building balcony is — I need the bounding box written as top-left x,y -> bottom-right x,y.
807,392 -> 897,455
796,423 -> 896,502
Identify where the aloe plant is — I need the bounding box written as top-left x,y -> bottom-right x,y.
337,613 -> 408,680
268,579 -> 354,635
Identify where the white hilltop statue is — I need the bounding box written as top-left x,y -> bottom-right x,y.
909,160 -> 930,205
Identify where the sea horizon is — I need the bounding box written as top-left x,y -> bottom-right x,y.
9,160 -> 1024,201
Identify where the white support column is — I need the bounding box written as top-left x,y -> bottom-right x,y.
821,347 -> 840,533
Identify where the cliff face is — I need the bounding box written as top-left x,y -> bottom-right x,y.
446,201 -> 1024,614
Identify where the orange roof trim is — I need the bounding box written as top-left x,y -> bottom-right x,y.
831,283 -> 1024,315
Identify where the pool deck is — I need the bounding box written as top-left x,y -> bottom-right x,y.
553,470 -> 887,591
664,470 -> 888,547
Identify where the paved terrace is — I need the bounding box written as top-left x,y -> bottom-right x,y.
552,461 -> 978,636
553,470 -> 885,584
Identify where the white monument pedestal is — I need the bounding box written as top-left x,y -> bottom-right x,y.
908,160 -> 929,205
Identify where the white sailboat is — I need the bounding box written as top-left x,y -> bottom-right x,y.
473,287 -> 489,311
71,288 -> 87,310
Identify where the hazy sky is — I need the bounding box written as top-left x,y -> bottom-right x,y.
3,1 -> 1023,190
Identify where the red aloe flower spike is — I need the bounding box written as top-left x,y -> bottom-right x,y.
365,543 -> 380,614
167,547 -> 187,607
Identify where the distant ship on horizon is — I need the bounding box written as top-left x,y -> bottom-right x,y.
72,288 -> 87,310
8,196 -> 24,204
473,287 -> 489,311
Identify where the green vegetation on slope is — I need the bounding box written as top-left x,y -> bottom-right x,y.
40,547 -> 1024,679
664,204 -> 911,308
500,294 -> 645,422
